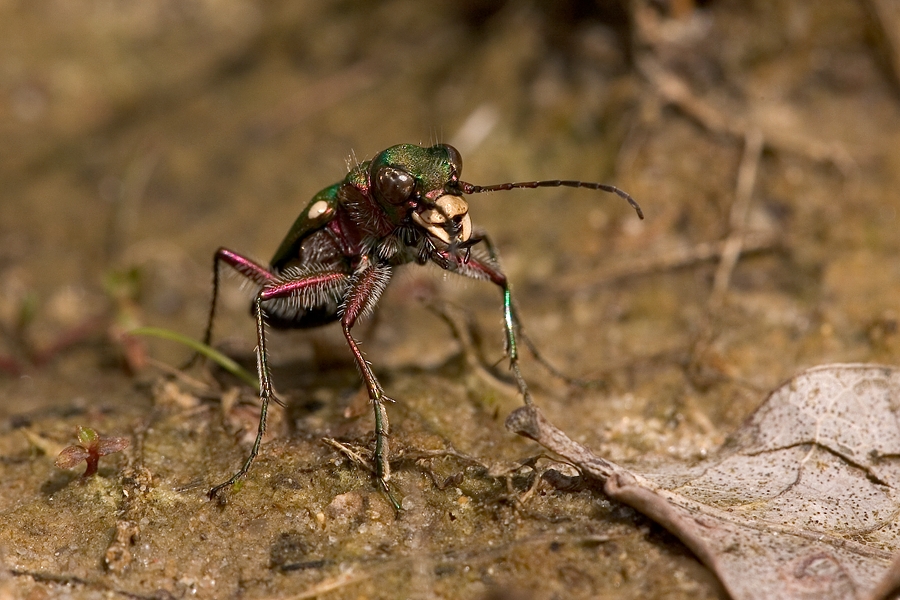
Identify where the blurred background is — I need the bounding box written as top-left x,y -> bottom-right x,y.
1,0 -> 899,598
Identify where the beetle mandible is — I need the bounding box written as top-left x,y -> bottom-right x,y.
201,143 -> 643,502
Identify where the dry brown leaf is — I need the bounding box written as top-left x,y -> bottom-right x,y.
507,364 -> 900,600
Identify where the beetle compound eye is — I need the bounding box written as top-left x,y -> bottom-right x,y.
439,144 -> 463,179
376,167 -> 416,205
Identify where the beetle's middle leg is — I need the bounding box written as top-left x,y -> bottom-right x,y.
207,269 -> 350,500
338,263 -> 396,502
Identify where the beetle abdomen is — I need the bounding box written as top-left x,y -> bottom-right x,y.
260,300 -> 343,329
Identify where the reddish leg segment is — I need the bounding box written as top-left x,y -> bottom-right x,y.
201,247 -> 277,352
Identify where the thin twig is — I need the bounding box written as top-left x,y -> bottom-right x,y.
281,566 -> 375,600
861,0 -> 900,97
637,56 -> 855,174
398,447 -> 486,467
710,128 -> 764,308
424,299 -> 519,396
322,438 -> 374,473
556,230 -> 781,293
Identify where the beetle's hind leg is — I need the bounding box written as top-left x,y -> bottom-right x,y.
208,295 -> 275,500
184,247 -> 277,370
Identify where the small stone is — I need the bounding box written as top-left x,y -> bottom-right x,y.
325,491 -> 364,521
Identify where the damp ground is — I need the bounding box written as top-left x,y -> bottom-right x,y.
1,1 -> 899,598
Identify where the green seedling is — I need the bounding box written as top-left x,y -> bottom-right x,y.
55,426 -> 129,478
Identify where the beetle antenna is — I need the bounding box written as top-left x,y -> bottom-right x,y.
459,179 -> 644,220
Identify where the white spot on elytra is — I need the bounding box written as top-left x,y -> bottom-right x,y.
309,200 -> 330,218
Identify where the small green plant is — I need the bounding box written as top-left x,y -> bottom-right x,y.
55,426 -> 129,477
127,326 -> 258,389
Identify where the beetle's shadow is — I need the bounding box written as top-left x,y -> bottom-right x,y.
204,315 -> 523,449
275,360 -> 363,427
206,339 -> 365,431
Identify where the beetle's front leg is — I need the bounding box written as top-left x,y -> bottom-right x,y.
438,235 -> 532,405
208,270 -> 350,500
339,263 -> 396,502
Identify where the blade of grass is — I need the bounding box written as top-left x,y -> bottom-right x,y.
128,326 -> 259,390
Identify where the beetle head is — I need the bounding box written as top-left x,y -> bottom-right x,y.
369,144 -> 472,245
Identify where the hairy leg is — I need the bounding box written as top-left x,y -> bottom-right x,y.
338,262 -> 398,507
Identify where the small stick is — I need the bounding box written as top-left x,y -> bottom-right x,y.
637,56 -> 855,174
862,0 -> 900,97
555,231 -> 781,292
710,128 -> 764,308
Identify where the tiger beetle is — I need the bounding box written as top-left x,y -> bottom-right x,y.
200,143 -> 643,505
